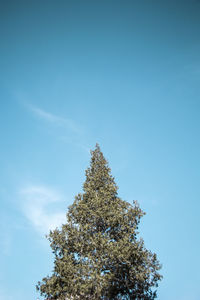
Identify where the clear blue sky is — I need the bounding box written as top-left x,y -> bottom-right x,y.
1,0 -> 200,299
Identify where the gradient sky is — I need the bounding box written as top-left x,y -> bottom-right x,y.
1,1 -> 200,299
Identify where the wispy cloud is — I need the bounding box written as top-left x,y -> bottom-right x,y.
24,103 -> 91,152
29,104 -> 82,135
20,185 -> 66,235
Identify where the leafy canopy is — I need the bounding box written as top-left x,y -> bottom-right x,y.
37,144 -> 162,299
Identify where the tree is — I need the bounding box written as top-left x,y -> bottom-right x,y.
37,144 -> 162,300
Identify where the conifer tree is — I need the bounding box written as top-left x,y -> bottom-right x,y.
37,144 -> 162,300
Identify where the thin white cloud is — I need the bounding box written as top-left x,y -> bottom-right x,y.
28,104 -> 83,135
21,101 -> 91,153
20,185 -> 66,235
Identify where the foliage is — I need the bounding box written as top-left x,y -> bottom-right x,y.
37,144 -> 162,299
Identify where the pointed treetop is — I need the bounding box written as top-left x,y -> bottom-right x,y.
83,143 -> 118,195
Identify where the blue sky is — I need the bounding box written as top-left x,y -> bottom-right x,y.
1,0 -> 200,299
